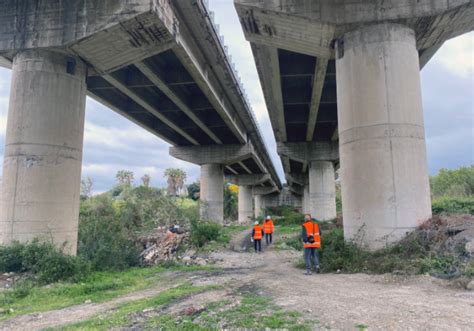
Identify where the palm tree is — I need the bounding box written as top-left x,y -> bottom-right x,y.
116,170 -> 134,186
164,168 -> 187,196
141,174 -> 151,187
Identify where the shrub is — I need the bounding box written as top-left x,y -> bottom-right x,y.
0,240 -> 91,284
190,220 -> 221,247
432,196 -> 474,215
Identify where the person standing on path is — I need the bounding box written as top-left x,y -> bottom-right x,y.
302,214 -> 321,275
252,221 -> 264,252
263,215 -> 275,245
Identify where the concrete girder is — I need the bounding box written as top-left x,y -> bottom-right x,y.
225,174 -> 271,186
277,142 -> 339,163
238,161 -> 252,174
306,58 -> 329,141
169,144 -> 256,166
102,74 -> 199,145
251,44 -> 287,141
134,61 -> 223,144
289,185 -> 303,196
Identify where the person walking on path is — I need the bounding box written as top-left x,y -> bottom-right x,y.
302,214 -> 321,275
263,215 -> 275,245
252,221 -> 264,252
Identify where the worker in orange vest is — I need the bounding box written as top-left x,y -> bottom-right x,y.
263,215 -> 275,245
252,221 -> 264,252
302,214 -> 321,275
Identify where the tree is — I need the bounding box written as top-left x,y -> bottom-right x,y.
164,168 -> 187,196
224,183 -> 238,221
187,181 -> 200,200
80,177 -> 93,199
116,170 -> 134,186
141,174 -> 151,187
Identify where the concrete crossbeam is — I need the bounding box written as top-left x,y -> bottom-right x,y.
287,173 -> 309,186
277,142 -> 339,163
306,58 -> 329,141
0,50 -> 87,255
252,187 -> 279,196
169,144 -> 256,166
235,0 -> 473,59
225,174 -> 271,186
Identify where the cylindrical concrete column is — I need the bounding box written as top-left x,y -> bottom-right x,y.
254,194 -> 262,218
200,164 -> 224,222
336,23 -> 432,249
302,185 -> 310,214
308,161 -> 337,220
0,50 -> 87,255
238,185 -> 253,223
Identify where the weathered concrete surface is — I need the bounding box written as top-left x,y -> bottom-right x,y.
337,23 -> 432,249
254,194 -> 263,218
309,161 -> 336,221
200,164 -> 224,223
303,185 -> 310,214
0,50 -> 87,255
238,185 -> 253,223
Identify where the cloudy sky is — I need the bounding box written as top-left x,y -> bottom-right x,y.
0,2 -> 473,193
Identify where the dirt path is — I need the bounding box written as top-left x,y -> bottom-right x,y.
1,230 -> 473,330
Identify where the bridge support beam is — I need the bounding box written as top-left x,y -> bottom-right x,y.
302,185 -> 310,215
309,161 -> 336,221
200,164 -> 224,222
337,23 -> 432,249
0,50 -> 87,255
238,185 -> 253,224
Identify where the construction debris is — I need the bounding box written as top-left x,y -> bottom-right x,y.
138,226 -> 212,266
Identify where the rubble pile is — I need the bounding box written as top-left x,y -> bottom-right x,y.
138,226 -> 211,266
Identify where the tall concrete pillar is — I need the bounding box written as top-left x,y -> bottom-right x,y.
254,194 -> 262,218
308,161 -> 337,221
0,50 -> 87,255
200,164 -> 224,222
336,23 -> 432,249
238,185 -> 253,223
302,185 -> 310,214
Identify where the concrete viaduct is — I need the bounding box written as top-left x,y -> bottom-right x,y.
0,0 -> 472,253
235,0 -> 474,248
0,0 -> 282,254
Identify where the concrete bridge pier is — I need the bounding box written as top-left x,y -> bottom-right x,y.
336,23 -> 432,249
238,185 -> 253,223
199,164 -> 224,222
302,185 -> 310,214
0,50 -> 87,255
309,161 -> 336,221
254,194 -> 263,218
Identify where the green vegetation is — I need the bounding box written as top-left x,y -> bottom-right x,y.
431,196 -> 474,214
55,283 -> 215,330
265,205 -> 305,225
57,290 -> 314,331
224,183 -> 239,221
0,240 -> 90,284
147,294 -> 314,331
291,227 -> 474,278
190,222 -> 246,251
0,265 -> 213,320
430,165 -> 474,214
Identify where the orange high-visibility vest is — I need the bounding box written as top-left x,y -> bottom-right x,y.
303,221 -> 321,249
263,220 -> 274,234
253,225 -> 263,240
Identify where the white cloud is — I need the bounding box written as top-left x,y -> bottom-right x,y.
431,32 -> 473,79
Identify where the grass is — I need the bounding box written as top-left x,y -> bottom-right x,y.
197,225 -> 247,252
52,283 -> 216,330
0,264 -> 215,320
146,294 -> 317,330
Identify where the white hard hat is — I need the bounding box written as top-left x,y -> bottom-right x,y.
266,215 -> 271,219
254,221 -> 259,225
